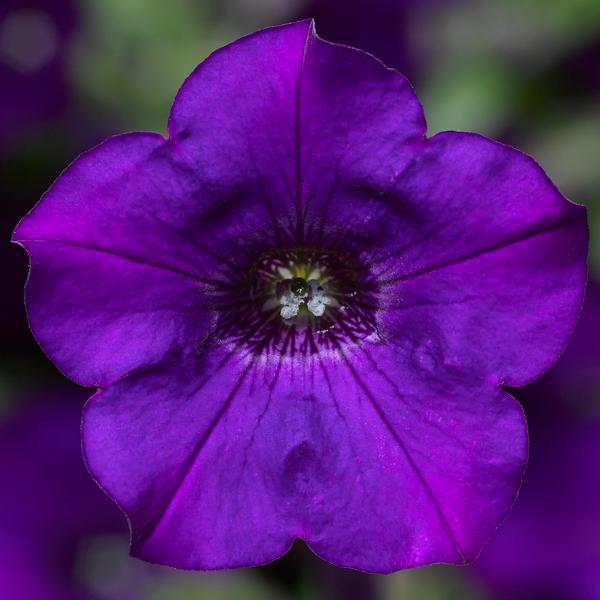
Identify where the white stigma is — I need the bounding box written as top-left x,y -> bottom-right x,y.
277,278 -> 331,320
306,280 -> 331,317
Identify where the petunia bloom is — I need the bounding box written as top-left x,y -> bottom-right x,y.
293,0 -> 459,82
0,0 -> 77,149
14,21 -> 587,573
473,281 -> 600,600
0,391 -> 125,599
294,0 -> 416,78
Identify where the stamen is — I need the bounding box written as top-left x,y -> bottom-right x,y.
306,280 -> 331,317
277,277 -> 332,319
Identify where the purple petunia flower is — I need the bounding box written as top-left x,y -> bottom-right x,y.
0,392 -> 125,599
0,0 -> 77,148
13,21 -> 588,573
295,0 -> 416,79
473,280 -> 600,600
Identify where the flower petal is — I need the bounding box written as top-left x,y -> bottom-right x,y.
320,344 -> 527,570
84,344 -> 526,572
13,133 -> 216,385
377,133 -> 588,386
14,132 -> 220,280
83,349 -> 295,569
168,20 -> 426,241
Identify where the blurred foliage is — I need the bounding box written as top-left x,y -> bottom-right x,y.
508,0 -> 600,41
422,56 -> 522,136
75,533 -> 291,600
71,0 -> 303,133
71,0 -> 231,133
148,573 -> 287,600
382,565 -> 484,600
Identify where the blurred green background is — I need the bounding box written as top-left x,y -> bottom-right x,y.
1,1 -> 599,599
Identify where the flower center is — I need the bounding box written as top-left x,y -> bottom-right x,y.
212,247 -> 379,356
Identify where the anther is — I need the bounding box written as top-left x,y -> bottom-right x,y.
277,277 -> 331,320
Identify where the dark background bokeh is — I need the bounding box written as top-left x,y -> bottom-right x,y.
1,1 -> 599,599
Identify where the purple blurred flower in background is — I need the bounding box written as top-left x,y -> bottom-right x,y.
14,21 -> 587,572
295,0 -> 453,81
0,0 -> 76,148
474,281 -> 600,600
564,39 -> 600,100
296,0 -> 414,77
0,391 -> 125,600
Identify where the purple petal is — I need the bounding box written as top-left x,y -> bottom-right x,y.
377,132 -> 587,386
14,133 -> 216,386
169,20 -> 426,241
83,348 -> 294,569
84,343 -> 526,572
